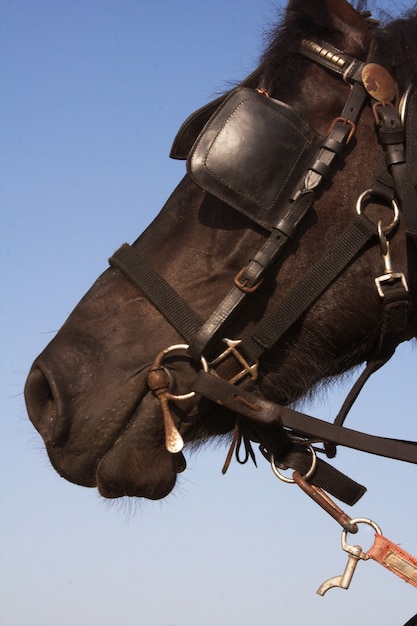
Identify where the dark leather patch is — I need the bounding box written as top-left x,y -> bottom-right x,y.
187,88 -> 320,230
170,67 -> 262,160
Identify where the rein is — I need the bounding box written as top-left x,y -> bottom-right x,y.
109,27 -> 417,501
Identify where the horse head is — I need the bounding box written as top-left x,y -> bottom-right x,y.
25,0 -> 417,499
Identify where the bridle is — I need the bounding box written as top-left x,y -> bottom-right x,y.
107,21 -> 417,596
109,25 -> 417,506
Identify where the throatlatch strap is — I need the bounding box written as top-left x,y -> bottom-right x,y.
331,272 -> 410,435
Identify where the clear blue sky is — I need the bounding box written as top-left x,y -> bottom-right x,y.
1,2 -> 416,625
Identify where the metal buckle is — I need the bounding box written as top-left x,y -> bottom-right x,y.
375,272 -> 409,298
374,220 -> 409,298
205,338 -> 259,385
234,266 -> 264,293
327,116 -> 356,144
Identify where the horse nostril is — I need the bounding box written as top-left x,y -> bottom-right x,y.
25,366 -> 69,446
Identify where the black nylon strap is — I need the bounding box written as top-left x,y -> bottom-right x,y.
241,213 -> 377,362
329,275 -> 410,439
245,422 -> 366,504
109,244 -> 204,343
277,448 -> 366,505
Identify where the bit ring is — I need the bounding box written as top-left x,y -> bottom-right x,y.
150,344 -> 208,401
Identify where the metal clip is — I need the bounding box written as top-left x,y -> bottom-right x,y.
317,543 -> 369,596
317,518 -> 382,596
375,221 -> 408,298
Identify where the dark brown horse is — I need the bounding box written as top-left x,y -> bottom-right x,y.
25,0 -> 416,502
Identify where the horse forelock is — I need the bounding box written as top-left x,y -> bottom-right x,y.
259,4 -> 417,98
258,1 -> 369,93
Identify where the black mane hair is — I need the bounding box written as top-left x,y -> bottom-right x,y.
385,10 -> 417,89
258,3 -> 416,96
258,1 -> 369,94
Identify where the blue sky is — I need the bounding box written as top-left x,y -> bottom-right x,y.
1,1 -> 416,625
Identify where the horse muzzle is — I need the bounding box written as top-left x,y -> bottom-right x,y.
25,351 -> 195,499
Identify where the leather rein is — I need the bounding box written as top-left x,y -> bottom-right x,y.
110,28 -> 417,505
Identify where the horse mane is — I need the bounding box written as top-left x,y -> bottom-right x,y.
258,1 -> 369,94
259,3 -> 417,95
384,10 -> 417,89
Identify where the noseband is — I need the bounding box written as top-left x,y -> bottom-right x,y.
109,26 -> 417,504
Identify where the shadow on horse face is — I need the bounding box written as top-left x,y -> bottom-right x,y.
25,0 -> 417,499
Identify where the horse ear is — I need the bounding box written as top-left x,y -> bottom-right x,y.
286,0 -> 369,53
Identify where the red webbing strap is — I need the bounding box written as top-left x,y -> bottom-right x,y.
367,534 -> 417,588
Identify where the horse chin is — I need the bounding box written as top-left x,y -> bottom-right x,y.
96,445 -> 184,500
46,396 -> 185,500
95,395 -> 187,500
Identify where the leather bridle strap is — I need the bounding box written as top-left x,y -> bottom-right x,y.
193,371 -> 417,464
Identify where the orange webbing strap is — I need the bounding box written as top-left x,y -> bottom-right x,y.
367,534 -> 417,588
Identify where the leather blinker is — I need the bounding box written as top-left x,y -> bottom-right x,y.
186,87 -> 321,231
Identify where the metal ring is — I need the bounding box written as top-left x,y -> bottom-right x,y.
270,445 -> 317,484
399,84 -> 412,125
158,344 -> 208,401
356,189 -> 400,235
158,343 -> 190,358
200,355 -> 209,373
342,517 -> 382,550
